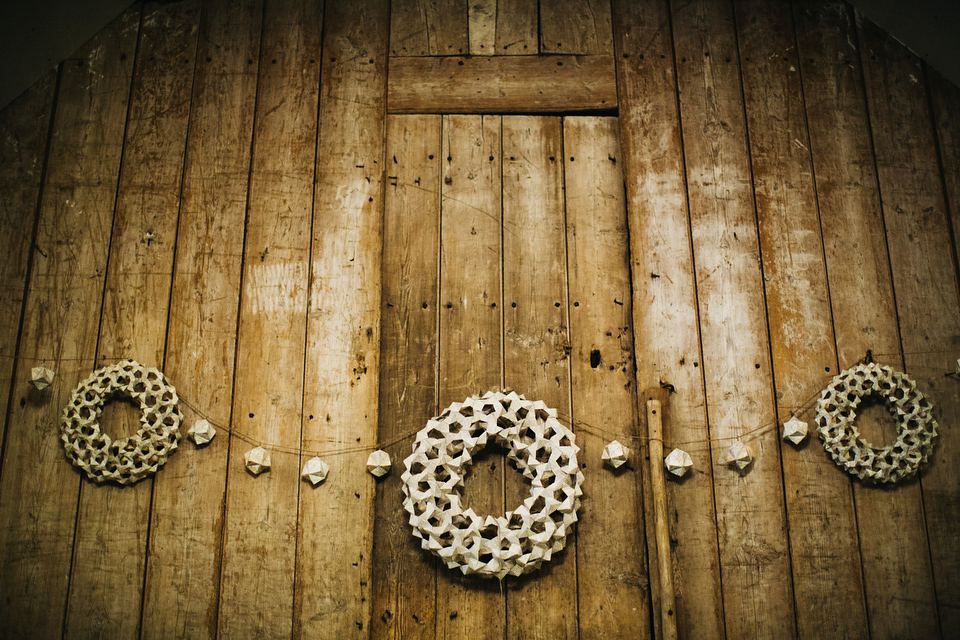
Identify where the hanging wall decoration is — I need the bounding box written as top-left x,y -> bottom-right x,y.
401,390 -> 584,579
244,446 -> 271,475
782,416 -> 808,445
60,359 -> 182,485
664,448 -> 693,478
724,441 -> 753,472
366,450 -> 391,477
30,366 -> 55,391
301,457 -> 330,486
188,419 -> 216,446
601,439 -> 629,469
815,361 -> 937,484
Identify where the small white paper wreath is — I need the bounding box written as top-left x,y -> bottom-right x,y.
60,359 -> 182,485
815,362 -> 937,484
402,391 -> 584,579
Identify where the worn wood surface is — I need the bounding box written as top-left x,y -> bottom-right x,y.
0,1 -> 957,638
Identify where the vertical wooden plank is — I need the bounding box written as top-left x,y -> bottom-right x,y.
294,0 -> 389,635
435,114 -> 505,638
140,0 -> 263,636
611,0 -> 725,636
540,0 -> 613,54
0,69 -> 56,458
671,0 -> 796,637
390,0 -> 468,56
792,3 -> 940,639
930,71 -> 960,259
858,12 -> 960,635
215,0 -> 321,637
62,3 -> 200,638
468,0 -> 538,55
501,115 -> 576,639
733,1 -> 870,637
564,116 -> 650,638
0,7 -> 139,638
370,115 -> 441,640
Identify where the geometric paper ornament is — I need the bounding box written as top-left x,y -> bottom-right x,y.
782,415 -> 808,445
188,418 -> 216,446
725,440 -> 753,472
244,446 -> 271,476
601,439 -> 629,469
664,448 -> 693,477
301,456 -> 330,486
366,449 -> 391,477
30,366 -> 55,391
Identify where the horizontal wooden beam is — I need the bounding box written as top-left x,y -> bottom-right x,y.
387,55 -> 617,113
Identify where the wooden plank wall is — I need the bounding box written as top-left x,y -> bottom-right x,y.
0,1 -> 957,638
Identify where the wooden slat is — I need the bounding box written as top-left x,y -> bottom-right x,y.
733,0 -> 870,637
931,71 -> 960,259
140,0 -> 263,636
671,0 -> 796,637
502,115 -> 577,638
0,69 -> 56,459
215,0 -> 321,636
387,55 -> 616,113
390,0 -> 467,56
468,0 -> 538,55
0,7 -> 140,638
294,1 -> 389,634
564,116 -> 650,638
63,3 -> 200,637
370,115 -> 441,640
858,12 -> 960,635
611,0 -> 724,636
435,114 -> 506,638
792,4 -> 939,639
540,0 -> 613,54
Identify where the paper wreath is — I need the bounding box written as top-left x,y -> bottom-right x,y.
815,362 -> 937,484
60,359 -> 182,484
401,391 -> 584,579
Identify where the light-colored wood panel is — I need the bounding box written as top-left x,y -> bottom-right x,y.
216,0 -> 320,636
671,0 -> 796,636
435,114 -> 505,638
468,0 -> 538,55
564,116 -> 650,638
0,7 -> 140,639
64,3 -> 200,638
0,69 -> 56,459
858,12 -> 960,636
141,0 -> 263,636
501,115 -> 577,639
734,1 -> 869,637
387,55 -> 616,113
391,0 -> 467,56
540,0 -> 613,54
611,0 -> 724,636
371,115 -> 441,640
293,0 -> 389,635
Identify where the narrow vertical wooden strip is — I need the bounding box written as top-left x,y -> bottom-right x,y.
141,0 -> 263,636
858,12 -> 960,635
564,116 -> 650,638
792,3 -> 939,639
62,3 -> 201,637
539,0 -> 613,54
502,115 -> 577,639
215,0 -> 321,636
734,0 -> 870,637
671,0 -> 796,637
295,0 -> 389,634
930,70 -> 960,261
0,68 -> 57,459
611,0 -> 725,636
496,0 -> 539,54
434,114 -> 505,637
0,7 -> 140,638
646,399 -> 678,640
468,0 -> 496,55
390,0 -> 468,56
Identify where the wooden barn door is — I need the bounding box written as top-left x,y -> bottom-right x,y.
372,114 -> 651,638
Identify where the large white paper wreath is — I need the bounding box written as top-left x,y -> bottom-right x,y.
60,359 -> 182,485
815,362 -> 937,484
402,391 -> 584,579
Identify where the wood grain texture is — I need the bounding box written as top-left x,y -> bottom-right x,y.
501,116 -> 577,639
858,12 -> 960,635
611,1 -> 725,637
0,7 -> 140,638
468,0 -> 538,55
387,55 -> 617,113
646,400 -> 677,640
435,114 -> 506,639
564,116 -> 650,639
216,0 -> 320,636
390,0 -> 467,56
931,70 -> 960,262
734,0 -> 869,637
63,3 -> 200,638
294,0 -> 389,635
540,0 -> 613,54
140,0 -> 263,636
672,0 -> 796,636
371,115 -> 441,640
